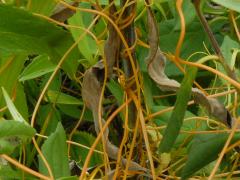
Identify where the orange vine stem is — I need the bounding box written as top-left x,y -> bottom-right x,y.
175,0 -> 185,61
0,154 -> 50,180
129,90 -> 156,179
167,54 -> 240,90
146,89 -> 236,121
79,98 -> 133,179
208,118 -> 240,179
230,11 -> 240,42
32,137 -> 54,179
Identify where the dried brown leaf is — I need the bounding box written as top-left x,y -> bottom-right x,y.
51,2 -> 79,22
81,3 -> 151,175
82,61 -> 148,174
146,47 -> 230,126
146,8 -> 159,66
145,5 -> 231,127
103,3 -> 120,78
82,61 -> 106,134
104,23 -> 120,78
148,48 -> 180,91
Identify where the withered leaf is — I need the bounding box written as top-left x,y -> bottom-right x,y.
104,23 -> 120,78
82,61 -> 108,137
81,3 -> 149,175
148,48 -> 180,91
104,3 -> 120,78
51,2 -> 79,22
146,8 -> 159,67
147,48 -> 230,126
82,61 -> 148,173
145,4 -> 231,127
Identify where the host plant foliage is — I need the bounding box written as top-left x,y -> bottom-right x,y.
0,0 -> 240,179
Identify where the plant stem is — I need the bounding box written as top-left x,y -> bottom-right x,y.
192,0 -> 238,81
121,0 -> 137,129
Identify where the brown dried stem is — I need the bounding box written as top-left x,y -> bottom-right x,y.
120,0 -> 138,129
192,0 -> 237,81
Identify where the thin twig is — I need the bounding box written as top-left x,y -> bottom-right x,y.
192,0 -> 237,81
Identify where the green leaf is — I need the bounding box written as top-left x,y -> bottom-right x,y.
46,90 -> 83,105
107,79 -> 124,105
26,104 -> 61,167
57,105 -> 81,119
0,4 -> 79,78
0,165 -> 37,179
0,32 -> 50,54
157,20 -> 207,78
159,67 -> 198,153
152,105 -> 207,148
57,176 -> 78,180
19,55 -> 56,81
99,0 -> 120,6
220,36 -> 240,68
1,87 -> 27,124
39,122 -> 70,178
37,104 -> 61,136
14,83 -> 29,120
0,120 -> 36,154
29,0 -> 57,16
142,73 -> 154,111
181,133 -> 240,179
174,0 -> 196,31
212,0 -> 240,13
0,54 -> 29,119
57,104 -> 94,121
68,4 -> 97,65
0,138 -> 18,154
0,120 -> 36,138
70,131 -> 103,168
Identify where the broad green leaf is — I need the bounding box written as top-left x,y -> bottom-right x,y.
41,71 -> 62,92
39,122 -> 70,178
0,120 -> 36,154
27,104 -> 61,167
0,4 -> 80,78
159,67 -> 198,153
0,165 -> 37,179
181,133 -> 240,179
14,83 -> 29,120
107,79 -> 124,105
0,120 -> 35,138
220,36 -> 240,68
71,131 -> 103,168
1,87 -> 27,124
0,138 -> 17,154
19,55 -> 56,81
57,104 -> 93,121
174,0 -> 196,31
57,104 -> 81,119
160,20 -> 207,62
37,104 -> 61,136
68,4 -> 97,65
46,90 -> 83,105
29,0 -> 57,16
136,46 -> 149,73
154,1 -> 167,20
0,54 -> 29,119
142,73 -> 154,111
152,105 -> 207,148
212,0 -> 240,13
